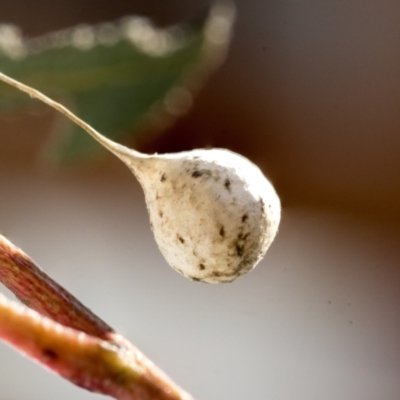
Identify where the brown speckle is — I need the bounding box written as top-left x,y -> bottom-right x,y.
158,210 -> 163,218
177,235 -> 185,244
242,214 -> 248,222
199,263 -> 205,270
192,169 -> 213,178
219,226 -> 225,237
238,232 -> 249,240
235,244 -> 244,257
224,179 -> 231,190
212,271 -> 222,277
43,348 -> 58,361
160,173 -> 167,182
192,170 -> 203,178
191,277 -> 201,282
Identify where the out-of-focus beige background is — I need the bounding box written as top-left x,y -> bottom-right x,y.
0,1 -> 399,399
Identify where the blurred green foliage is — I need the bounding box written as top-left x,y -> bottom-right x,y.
0,2 -> 234,161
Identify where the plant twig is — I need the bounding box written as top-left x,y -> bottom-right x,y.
0,235 -> 194,400
0,235 -> 112,339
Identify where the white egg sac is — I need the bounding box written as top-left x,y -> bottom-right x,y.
131,148 -> 281,283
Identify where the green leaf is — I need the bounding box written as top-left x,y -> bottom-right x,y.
0,2 -> 235,161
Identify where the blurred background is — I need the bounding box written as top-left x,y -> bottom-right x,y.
0,1 -> 399,399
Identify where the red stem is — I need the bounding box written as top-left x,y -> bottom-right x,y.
0,234 -> 195,400
0,235 -> 113,339
0,295 -> 193,400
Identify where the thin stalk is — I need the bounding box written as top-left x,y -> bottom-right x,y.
0,72 -> 147,165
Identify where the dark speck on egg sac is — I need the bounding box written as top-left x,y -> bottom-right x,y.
177,235 -> 185,244
192,170 -> 203,178
235,244 -> 244,257
224,179 -> 231,191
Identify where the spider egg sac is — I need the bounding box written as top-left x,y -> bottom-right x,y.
127,148 -> 281,283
